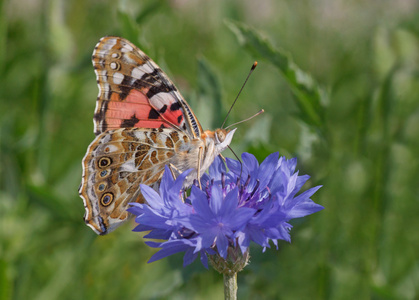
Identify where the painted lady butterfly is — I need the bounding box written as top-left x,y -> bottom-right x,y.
79,37 -> 236,235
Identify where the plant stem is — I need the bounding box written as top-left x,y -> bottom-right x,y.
223,272 -> 237,300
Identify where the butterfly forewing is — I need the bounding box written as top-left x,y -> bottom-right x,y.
92,36 -> 203,137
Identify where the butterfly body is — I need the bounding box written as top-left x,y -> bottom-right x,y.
80,37 -> 235,235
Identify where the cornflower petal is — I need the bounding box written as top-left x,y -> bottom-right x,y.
219,188 -> 239,219
143,229 -> 172,239
288,174 -> 310,199
257,152 -> 279,189
126,203 -> 144,216
286,157 -> 297,173
216,234 -> 229,259
276,225 -> 292,242
132,224 -> 153,232
189,186 -> 215,220
225,157 -> 241,176
282,186 -> 324,219
209,155 -> 227,178
229,207 -> 256,230
183,247 -> 197,264
199,251 -> 209,269
139,184 -> 164,210
209,184 -> 223,214
242,152 -> 259,173
147,240 -> 194,264
236,231 -> 250,254
159,165 -> 174,200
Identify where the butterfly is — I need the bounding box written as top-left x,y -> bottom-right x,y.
79,36 -> 236,235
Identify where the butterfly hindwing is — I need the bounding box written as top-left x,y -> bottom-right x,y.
80,127 -> 191,234
92,36 -> 203,138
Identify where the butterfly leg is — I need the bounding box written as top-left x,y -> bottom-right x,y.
168,163 -> 180,180
197,147 -> 203,189
219,154 -> 227,164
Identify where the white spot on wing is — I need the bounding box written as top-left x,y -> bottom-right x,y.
101,134 -> 112,144
150,92 -> 176,110
120,160 -> 137,172
131,67 -> 145,79
95,144 -> 118,155
133,131 -> 146,140
144,64 -> 154,73
102,38 -> 117,51
98,82 -> 110,99
113,72 -> 124,84
110,62 -> 117,70
131,64 -> 153,80
121,43 -> 134,52
123,55 -> 135,65
96,70 -> 107,82
105,144 -> 118,152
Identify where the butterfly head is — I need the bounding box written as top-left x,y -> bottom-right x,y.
214,128 -> 236,154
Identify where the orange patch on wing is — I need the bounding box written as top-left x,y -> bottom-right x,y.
159,106 -> 184,127
104,90 -> 172,129
125,89 -> 150,105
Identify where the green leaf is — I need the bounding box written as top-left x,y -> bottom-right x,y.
196,58 -> 224,128
26,183 -> 78,222
135,1 -> 168,25
118,2 -> 167,42
226,20 -> 327,134
0,0 -> 7,74
0,259 -> 11,300
117,10 -> 140,43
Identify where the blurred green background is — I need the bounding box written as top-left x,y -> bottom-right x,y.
1,0 -> 419,299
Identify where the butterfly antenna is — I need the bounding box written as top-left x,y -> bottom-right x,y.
221,61 -> 258,129
224,109 -> 265,129
227,145 -> 243,179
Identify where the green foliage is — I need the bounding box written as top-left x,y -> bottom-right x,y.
1,0 -> 419,299
227,20 -> 327,135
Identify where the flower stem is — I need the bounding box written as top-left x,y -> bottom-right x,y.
223,272 -> 237,300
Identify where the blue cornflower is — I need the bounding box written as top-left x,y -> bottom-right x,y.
128,152 -> 323,270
